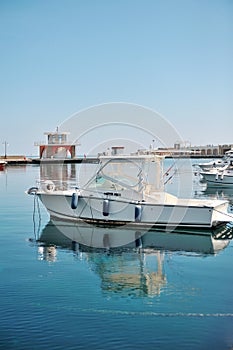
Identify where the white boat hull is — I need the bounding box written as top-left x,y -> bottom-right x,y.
201,171 -> 233,187
38,192 -> 231,230
198,161 -> 227,171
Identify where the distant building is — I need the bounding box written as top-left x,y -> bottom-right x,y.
111,146 -> 125,156
191,144 -> 233,156
135,142 -> 233,157
98,146 -> 125,157
35,130 -> 77,159
175,143 -> 233,156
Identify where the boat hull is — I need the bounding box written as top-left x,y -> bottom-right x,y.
198,161 -> 226,171
38,192 -> 231,230
201,171 -> 233,187
0,161 -> 6,171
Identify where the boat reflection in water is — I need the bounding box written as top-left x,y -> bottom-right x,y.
201,186 -> 233,205
37,220 -> 233,297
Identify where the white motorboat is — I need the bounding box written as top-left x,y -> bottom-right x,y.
196,149 -> 233,171
197,159 -> 228,171
200,168 -> 233,187
27,155 -> 233,230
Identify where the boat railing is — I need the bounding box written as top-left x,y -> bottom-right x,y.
37,179 -> 78,192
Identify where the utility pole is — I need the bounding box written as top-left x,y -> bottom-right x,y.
2,141 -> 9,159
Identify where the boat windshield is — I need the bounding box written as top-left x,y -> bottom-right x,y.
85,156 -> 164,194
99,159 -> 142,188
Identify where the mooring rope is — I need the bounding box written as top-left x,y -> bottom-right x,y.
33,193 -> 41,241
212,207 -> 233,221
164,169 -> 177,185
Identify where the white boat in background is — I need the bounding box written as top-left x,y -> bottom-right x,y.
196,149 -> 233,171
27,154 -> 233,230
200,168 -> 233,187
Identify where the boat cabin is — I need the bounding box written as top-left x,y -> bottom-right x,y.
85,155 -> 164,200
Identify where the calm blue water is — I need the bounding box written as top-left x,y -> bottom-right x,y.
1,161 -> 233,350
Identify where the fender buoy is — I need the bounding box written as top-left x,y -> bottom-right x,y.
71,193 -> 79,209
43,180 -> 55,193
135,205 -> 142,222
103,199 -> 110,216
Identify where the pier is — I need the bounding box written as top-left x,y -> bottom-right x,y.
0,155 -> 30,165
31,157 -> 100,164
0,156 -> 99,165
1,138 -> 232,165
0,153 -> 231,166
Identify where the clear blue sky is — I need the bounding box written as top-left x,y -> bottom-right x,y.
0,0 -> 232,155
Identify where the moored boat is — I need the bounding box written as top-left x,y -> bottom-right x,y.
0,160 -> 7,171
200,168 -> 233,187
196,149 -> 233,171
27,155 -> 233,230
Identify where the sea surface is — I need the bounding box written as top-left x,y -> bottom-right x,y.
1,159 -> 233,350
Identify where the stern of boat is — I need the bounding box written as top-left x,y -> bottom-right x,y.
211,200 -> 233,226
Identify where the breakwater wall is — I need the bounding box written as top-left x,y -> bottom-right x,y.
0,154 -> 227,166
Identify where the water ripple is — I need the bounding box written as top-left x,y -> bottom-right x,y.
29,302 -> 233,317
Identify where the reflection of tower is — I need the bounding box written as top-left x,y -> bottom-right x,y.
142,251 -> 167,296
89,251 -> 166,297
35,129 -> 77,159
40,163 -> 77,189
